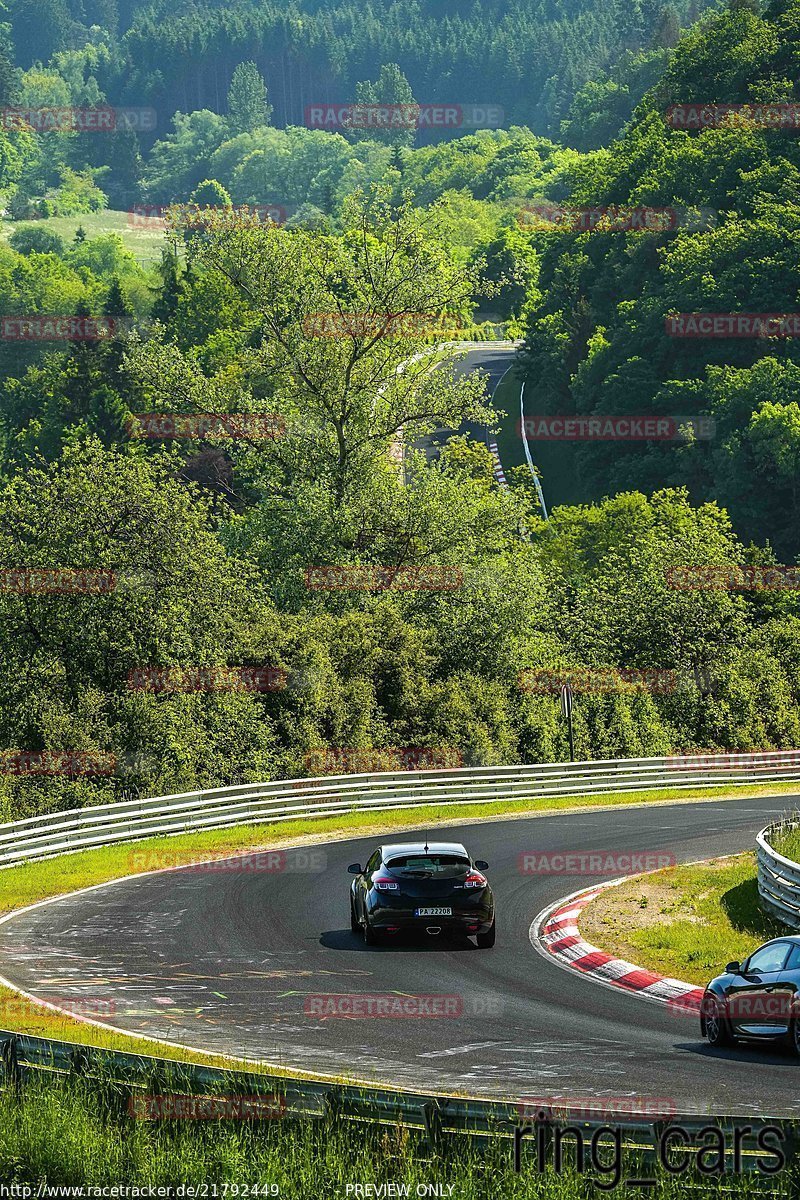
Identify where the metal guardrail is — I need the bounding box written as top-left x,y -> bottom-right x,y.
758,815 -> 800,926
0,1029 -> 795,1177
2,751 -> 800,869
0,758 -> 798,1173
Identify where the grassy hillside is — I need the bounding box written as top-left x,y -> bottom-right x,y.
0,211 -> 167,267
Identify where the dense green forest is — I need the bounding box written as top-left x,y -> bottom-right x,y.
519,0 -> 800,555
5,0 -> 707,140
0,0 -> 799,817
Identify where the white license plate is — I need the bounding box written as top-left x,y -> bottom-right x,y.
415,907 -> 452,917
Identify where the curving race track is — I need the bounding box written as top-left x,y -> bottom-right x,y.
1,793 -> 798,1114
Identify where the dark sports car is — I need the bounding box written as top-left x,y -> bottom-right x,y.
701,935 -> 800,1054
348,840 -> 496,947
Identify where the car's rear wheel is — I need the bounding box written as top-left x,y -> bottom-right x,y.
790,1016 -> 800,1058
363,918 -> 380,946
704,997 -> 734,1047
476,919 -> 496,948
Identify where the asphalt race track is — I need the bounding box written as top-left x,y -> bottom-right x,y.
451,344 -> 516,394
0,794 -> 798,1114
450,343 -> 517,446
419,343 -> 516,463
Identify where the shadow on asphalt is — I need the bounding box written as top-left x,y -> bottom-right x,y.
676,1040 -> 799,1066
319,928 -> 479,952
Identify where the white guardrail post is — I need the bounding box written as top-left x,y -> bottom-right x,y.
0,750 -> 797,870
757,817 -> 800,928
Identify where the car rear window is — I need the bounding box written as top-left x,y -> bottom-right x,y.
385,854 -> 471,878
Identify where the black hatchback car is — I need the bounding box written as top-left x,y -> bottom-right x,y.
701,935 -> 800,1054
348,841 -> 496,947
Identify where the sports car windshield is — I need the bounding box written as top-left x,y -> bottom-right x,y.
385,855 -> 471,878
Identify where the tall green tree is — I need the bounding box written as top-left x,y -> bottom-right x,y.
150,246 -> 184,328
226,62 -> 272,135
352,63 -> 417,147
133,191 -> 494,511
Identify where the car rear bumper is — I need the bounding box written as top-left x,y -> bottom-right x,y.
368,908 -> 494,935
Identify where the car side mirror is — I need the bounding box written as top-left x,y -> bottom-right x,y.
474,859 -> 489,870
347,863 -> 362,875
726,961 -> 741,975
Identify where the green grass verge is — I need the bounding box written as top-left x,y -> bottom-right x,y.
773,825 -> 800,862
523,437 -> 584,510
578,853 -> 787,987
0,1075 -> 774,1197
491,367 -> 585,508
492,364 -> 526,471
0,209 -> 168,265
0,779 -> 797,1059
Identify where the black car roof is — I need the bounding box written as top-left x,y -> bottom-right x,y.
381,842 -> 469,858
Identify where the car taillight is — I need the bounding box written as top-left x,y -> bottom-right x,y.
374,876 -> 399,891
464,871 -> 486,888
